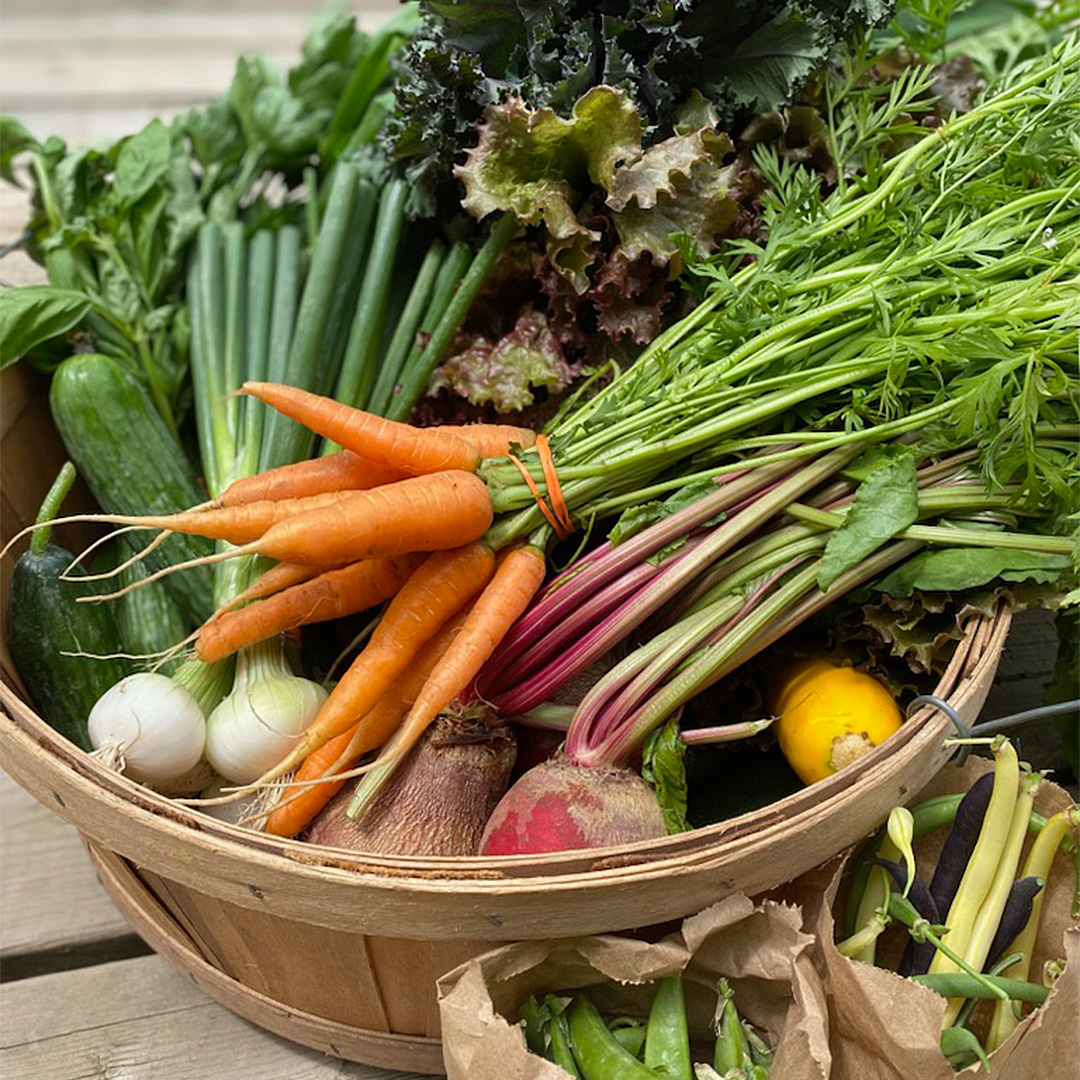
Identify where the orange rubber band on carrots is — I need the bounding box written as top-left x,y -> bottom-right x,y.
535,435 -> 572,538
506,450 -> 565,536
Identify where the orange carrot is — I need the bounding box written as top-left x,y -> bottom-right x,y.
346,545 -> 547,822
195,553 -> 424,663
438,423 -> 537,456
218,450 -> 407,507
242,381 -> 481,475
245,540 -> 496,788
262,609 -> 469,838
44,489 -> 353,548
210,560 -> 333,618
245,470 -> 494,565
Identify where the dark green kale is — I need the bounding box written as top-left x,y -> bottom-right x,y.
381,0 -> 897,218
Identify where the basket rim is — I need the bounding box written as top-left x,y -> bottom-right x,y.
0,604 -> 1011,883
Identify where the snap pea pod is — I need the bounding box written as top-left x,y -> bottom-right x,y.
567,995 -> 659,1080
712,978 -> 748,1075
609,1020 -> 646,1058
644,976 -> 691,1080
544,995 -> 582,1078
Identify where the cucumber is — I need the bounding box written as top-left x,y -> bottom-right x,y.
115,557 -> 192,676
49,353 -> 214,623
7,465 -> 130,750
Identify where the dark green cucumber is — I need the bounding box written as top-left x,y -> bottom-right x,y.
7,465 -> 130,750
49,353 -> 214,622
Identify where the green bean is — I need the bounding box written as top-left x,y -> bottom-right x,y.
845,794 -> 1078,938
567,995 -> 659,1080
929,738 -> 1020,981
644,976 -> 692,1080
913,972 -> 1049,1005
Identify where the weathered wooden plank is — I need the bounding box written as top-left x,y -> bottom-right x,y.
0,954 -> 438,1079
0,771 -> 133,963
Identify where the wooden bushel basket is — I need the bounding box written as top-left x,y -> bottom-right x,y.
0,365 -> 1010,1074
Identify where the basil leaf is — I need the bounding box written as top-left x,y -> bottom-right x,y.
113,119 -> 172,210
0,286 -> 92,368
818,450 -> 919,589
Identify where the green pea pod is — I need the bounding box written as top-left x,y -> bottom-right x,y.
610,1020 -> 647,1058
713,979 -> 748,1074
567,995 -> 659,1080
519,995 -> 548,1056
644,976 -> 692,1079
940,1026 -> 989,1071
544,995 -> 582,1078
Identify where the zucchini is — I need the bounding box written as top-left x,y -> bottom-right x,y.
49,353 -> 214,623
7,464 -> 129,750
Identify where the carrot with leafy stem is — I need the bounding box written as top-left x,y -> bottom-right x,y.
262,608 -> 471,837
344,544 -> 547,824
195,553 -> 424,663
237,540 -> 496,792
215,416 -> 537,508
243,380 -> 526,474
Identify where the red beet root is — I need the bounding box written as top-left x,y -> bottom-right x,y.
479,758 -> 668,855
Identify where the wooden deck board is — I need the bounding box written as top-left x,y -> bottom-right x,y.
0,772 -> 133,961
1,954 -> 432,1079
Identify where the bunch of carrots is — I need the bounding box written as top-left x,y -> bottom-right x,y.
32,380 -> 553,836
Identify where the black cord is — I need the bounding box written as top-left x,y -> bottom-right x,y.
972,698 -> 1080,737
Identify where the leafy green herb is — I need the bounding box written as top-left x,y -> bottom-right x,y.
0,286 -> 91,370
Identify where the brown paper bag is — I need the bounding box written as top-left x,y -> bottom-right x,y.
437,893 -> 832,1080
786,757 -> 1079,1080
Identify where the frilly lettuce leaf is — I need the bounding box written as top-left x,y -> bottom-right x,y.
428,308 -> 578,413
455,85 -> 740,287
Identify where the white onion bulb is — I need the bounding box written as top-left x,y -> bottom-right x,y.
204,664 -> 326,784
88,673 -> 207,786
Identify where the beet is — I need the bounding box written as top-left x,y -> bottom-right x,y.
306,715 -> 516,856
479,758 -> 668,855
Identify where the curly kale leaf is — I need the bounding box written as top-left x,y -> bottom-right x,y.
384,0 -> 896,218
